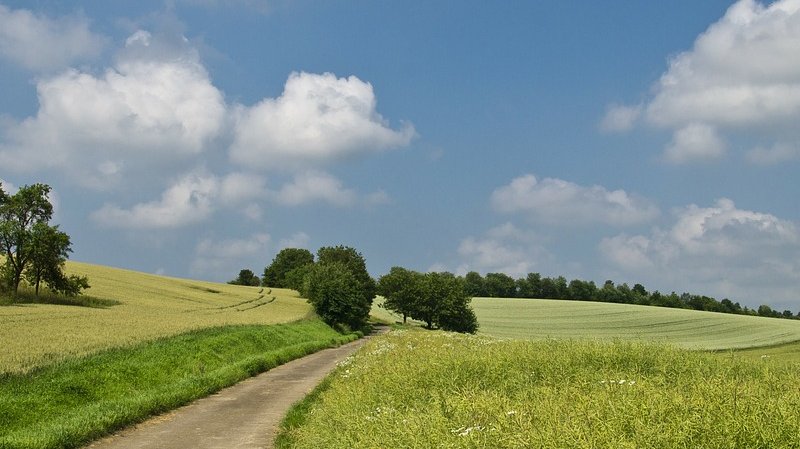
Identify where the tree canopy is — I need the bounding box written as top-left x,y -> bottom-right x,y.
263,248 -> 314,288
0,182 -> 88,297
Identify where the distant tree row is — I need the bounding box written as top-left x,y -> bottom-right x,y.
237,247 -> 478,334
463,271 -> 799,320
0,182 -> 89,298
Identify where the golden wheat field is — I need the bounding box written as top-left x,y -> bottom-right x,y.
0,261 -> 313,374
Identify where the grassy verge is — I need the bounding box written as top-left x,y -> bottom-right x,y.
0,319 -> 357,449
280,329 -> 800,448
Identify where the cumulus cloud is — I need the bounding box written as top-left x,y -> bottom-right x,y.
230,71 -> 415,170
456,223 -> 551,278
91,171 -> 218,229
278,232 -> 311,250
491,174 -> 660,226
746,142 -> 800,165
663,123 -> 726,164
0,30 -> 226,188
606,0 -> 800,163
600,199 -> 800,307
190,233 -> 271,279
271,170 -> 386,207
219,172 -> 268,203
0,4 -> 106,71
600,103 -> 642,132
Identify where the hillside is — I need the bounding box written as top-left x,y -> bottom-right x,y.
0,261 -> 313,374
472,297 -> 800,350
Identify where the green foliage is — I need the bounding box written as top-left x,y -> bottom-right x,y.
304,262 -> 371,330
378,268 -> 477,334
484,272 -> 516,298
263,248 -> 314,288
316,245 -> 376,305
376,266 -> 422,323
229,268 -> 261,286
281,330 -> 800,448
0,320 -> 356,449
0,183 -> 86,297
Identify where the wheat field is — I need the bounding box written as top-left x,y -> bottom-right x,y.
0,261 -> 313,374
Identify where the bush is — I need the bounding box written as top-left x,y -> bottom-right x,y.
304,262 -> 371,330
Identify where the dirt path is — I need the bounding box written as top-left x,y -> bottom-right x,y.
85,330 -> 382,449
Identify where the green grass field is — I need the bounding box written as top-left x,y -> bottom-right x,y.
0,261 -> 313,374
374,297 -> 800,351
280,329 -> 800,448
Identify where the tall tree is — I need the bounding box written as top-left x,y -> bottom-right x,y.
24,222 -> 71,296
229,269 -> 260,286
263,248 -> 314,288
316,245 -> 376,305
304,262 -> 370,330
377,266 -> 422,323
0,184 -> 54,294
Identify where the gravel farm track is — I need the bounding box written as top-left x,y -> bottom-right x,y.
84,328 -> 386,449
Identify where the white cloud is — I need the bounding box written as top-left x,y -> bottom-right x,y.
190,233 -> 271,279
0,4 -> 106,71
599,103 -> 642,132
0,178 -> 15,193
278,232 -> 311,250
91,171 -> 219,229
746,142 -> 800,165
607,0 -> 800,163
0,30 -> 226,188
230,71 -> 415,170
600,198 -> 800,308
220,172 -> 268,204
491,174 -> 660,226
271,170 -> 386,207
663,123 -> 726,164
456,223 -> 550,278
272,171 -> 356,207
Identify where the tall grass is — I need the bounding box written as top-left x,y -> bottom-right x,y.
282,330 -> 800,448
0,319 -> 356,449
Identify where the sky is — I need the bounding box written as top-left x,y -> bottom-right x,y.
1,0 -> 799,311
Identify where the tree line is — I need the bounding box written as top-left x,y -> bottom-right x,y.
234,247 -> 478,333
0,182 -> 88,298
462,271 -> 799,320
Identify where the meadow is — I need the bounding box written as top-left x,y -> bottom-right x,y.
279,329 -> 800,448
375,296 -> 800,350
0,261 -> 313,374
0,261 -> 359,448
0,321 -> 356,449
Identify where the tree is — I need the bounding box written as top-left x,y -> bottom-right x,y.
304,262 -> 371,330
263,248 -> 314,288
463,271 -> 487,297
377,266 -> 422,323
484,272 -> 516,298
316,245 -> 376,306
229,269 -> 260,286
0,183 -> 54,295
24,222 -> 71,296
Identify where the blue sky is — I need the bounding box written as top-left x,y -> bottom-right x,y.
1,0 -> 799,311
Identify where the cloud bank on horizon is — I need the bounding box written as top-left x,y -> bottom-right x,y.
0,0 -> 798,310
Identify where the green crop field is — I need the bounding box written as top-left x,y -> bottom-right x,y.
374,296 -> 800,351
279,330 -> 800,448
473,297 -> 800,350
0,261 -> 313,374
